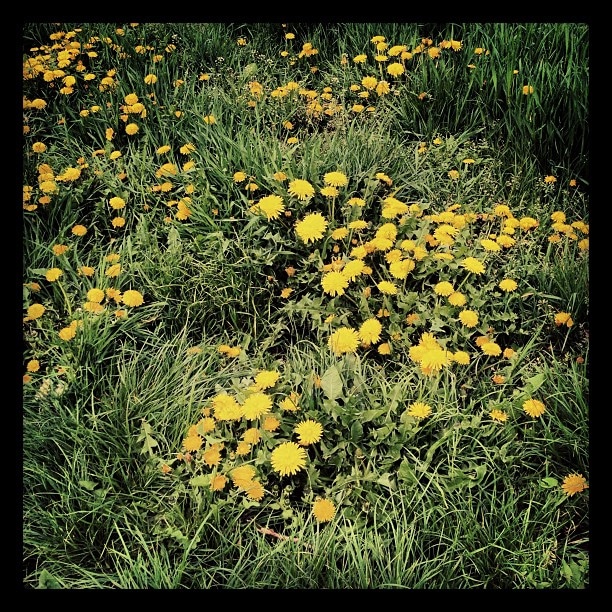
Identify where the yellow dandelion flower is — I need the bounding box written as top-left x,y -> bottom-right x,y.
294,419 -> 323,445
196,417 -> 216,434
71,224 -> 87,236
519,217 -> 539,231
328,327 -> 360,355
321,270 -> 349,297
271,441 -> 307,477
263,415 -> 281,431
480,238 -> 501,252
45,268 -> 63,282
340,259 -> 364,282
448,292 -> 467,307
109,196 -> 126,210
389,258 -> 415,279
407,401 -> 432,419
555,312 -> 574,327
231,465 -> 257,489
377,342 -> 391,355
358,318 -> 383,345
212,393 -> 242,421
323,171 -> 348,187
459,309 -> 479,328
490,409 -> 508,422
241,392 -> 273,420
243,428 -> 261,444
182,434 -> 203,453
236,441 -> 252,456
295,212 -> 328,243
481,341 -> 502,357
561,473 -> 588,496
87,288 -> 105,303
58,326 -> 76,341
461,257 -> 485,275
256,194 -> 285,220
499,279 -> 518,292
434,281 -> 454,297
452,350 -> 471,365
210,474 -> 228,491
122,290 -> 144,307
52,244 -> 69,256
26,359 -> 40,372
348,220 -> 368,231
522,398 -> 546,418
377,280 -> 397,295
419,348 -> 451,372
313,498 -> 336,523
253,370 -> 281,390
331,227 -> 349,240
280,392 -> 300,412
244,480 -> 265,501
288,178 -> 315,200
321,185 -> 339,198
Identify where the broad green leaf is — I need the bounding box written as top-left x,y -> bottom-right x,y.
350,419 -> 363,442
397,458 -> 416,483
320,365 -> 343,400
524,372 -> 546,394
539,477 -> 559,489
376,472 -> 395,489
359,408 -> 386,423
38,569 -> 61,589
190,474 -> 210,487
79,480 -> 97,491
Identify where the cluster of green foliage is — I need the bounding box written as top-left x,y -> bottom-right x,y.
22,22 -> 588,589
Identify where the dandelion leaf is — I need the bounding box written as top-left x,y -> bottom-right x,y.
190,474 -> 210,487
38,569 -> 61,589
320,365 -> 343,400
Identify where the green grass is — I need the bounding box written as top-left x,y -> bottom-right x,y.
22,21 -> 589,589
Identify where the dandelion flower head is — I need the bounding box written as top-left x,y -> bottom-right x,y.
312,498 -> 336,523
288,178 -> 315,200
523,398 -> 546,418
294,419 -> 323,445
321,270 -> 349,297
256,194 -> 285,220
295,212 -> 328,243
323,171 -> 348,187
328,327 -> 360,355
561,473 -> 588,496
462,257 -> 486,275
358,318 -> 383,345
270,441 -> 307,476
253,370 -> 281,390
241,392 -> 273,420
407,401 -> 432,419
499,279 -> 518,292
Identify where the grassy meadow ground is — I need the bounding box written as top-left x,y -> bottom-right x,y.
22,22 -> 589,589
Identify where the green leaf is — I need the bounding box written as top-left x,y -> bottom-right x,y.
78,480 -> 97,491
397,458 -> 417,483
376,472 -> 396,489
350,419 -> 363,442
320,365 -> 343,400
524,372 -> 546,394
359,408 -> 386,423
190,474 -> 210,487
539,477 -> 559,489
38,569 -> 61,589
